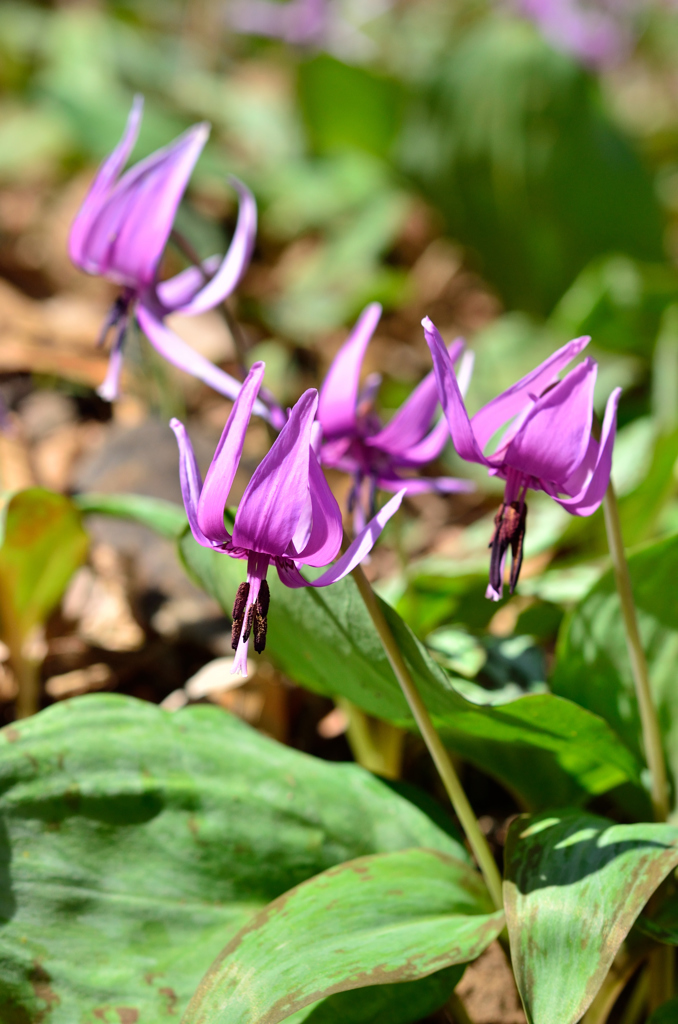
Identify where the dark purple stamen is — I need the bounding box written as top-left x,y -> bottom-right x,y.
489,500 -> 528,597
253,579 -> 271,654
231,582 -> 250,650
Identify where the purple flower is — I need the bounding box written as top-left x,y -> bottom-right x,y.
229,0 -> 328,46
171,361 -> 404,674
423,316 -> 621,601
69,97 -> 275,421
518,0 -> 634,68
317,303 -> 475,531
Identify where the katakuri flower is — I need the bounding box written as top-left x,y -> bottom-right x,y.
171,361 -> 404,674
423,317 -> 621,601
317,302 -> 475,530
69,96 -> 278,424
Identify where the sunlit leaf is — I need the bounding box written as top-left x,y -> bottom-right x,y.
504,811 -> 678,1024
0,694 -> 468,1022
184,847 -> 503,1024
179,530 -> 644,810
553,532 -> 678,813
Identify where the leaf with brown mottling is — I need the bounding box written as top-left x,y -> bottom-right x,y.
504,811 -> 678,1024
183,847 -> 504,1024
0,694 -> 469,1024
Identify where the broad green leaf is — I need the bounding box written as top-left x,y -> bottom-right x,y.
179,532 -> 644,810
184,847 -> 504,1024
553,532 -> 678,812
648,997 -> 678,1023
0,488 -> 88,642
636,885 -> 678,945
504,811 -> 678,1024
74,491 -> 188,540
298,56 -> 403,159
0,693 -> 468,1023
280,967 -> 464,1024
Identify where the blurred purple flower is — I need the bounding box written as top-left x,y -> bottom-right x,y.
228,0 -> 390,61
230,0 -> 328,46
424,317 -> 620,600
518,0 -> 635,68
69,97 -> 276,421
317,303 -> 475,531
171,361 -> 404,674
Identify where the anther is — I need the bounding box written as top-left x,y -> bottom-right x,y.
253,613 -> 268,653
257,580 -> 270,618
242,605 -> 255,643
231,617 -> 243,651
488,500 -> 527,596
231,582 -> 251,650
232,582 -> 250,622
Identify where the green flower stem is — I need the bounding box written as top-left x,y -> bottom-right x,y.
603,483 -> 669,822
350,562 -> 504,911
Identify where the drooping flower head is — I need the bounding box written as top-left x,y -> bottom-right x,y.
423,317 -> 620,601
69,97 -> 280,424
317,303 -> 475,531
171,362 -> 404,674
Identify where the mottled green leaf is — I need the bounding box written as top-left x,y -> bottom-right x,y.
553,532 -> 678,812
185,848 -> 504,1024
0,693 -> 468,1023
504,811 -> 678,1024
179,531 -> 644,810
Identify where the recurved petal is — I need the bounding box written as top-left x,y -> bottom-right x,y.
96,341 -> 125,403
471,335 -> 591,452
317,302 -> 381,440
196,362 -> 266,544
172,178 -> 257,315
375,474 -> 475,495
292,451 -> 343,567
551,387 -> 621,516
69,95 -> 144,270
170,418 -> 211,547
135,303 -> 272,421
82,122 -> 209,289
232,389 -> 318,556
422,317 -> 490,467
504,358 -> 596,484
155,254 -> 222,309
290,489 -> 405,588
367,339 -> 464,457
390,415 -> 450,466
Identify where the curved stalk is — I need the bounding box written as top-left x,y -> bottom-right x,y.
350,562 -> 504,910
603,484 -> 669,821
